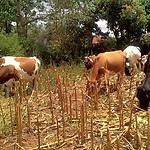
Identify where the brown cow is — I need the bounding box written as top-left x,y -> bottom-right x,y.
87,50 -> 126,94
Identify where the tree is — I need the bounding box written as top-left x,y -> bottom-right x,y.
0,0 -> 17,34
140,0 -> 150,32
0,0 -> 51,37
120,1 -> 147,42
92,0 -> 147,48
140,32 -> 150,55
45,0 -> 108,57
16,0 -> 50,38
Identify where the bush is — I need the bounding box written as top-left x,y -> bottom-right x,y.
0,32 -> 23,56
140,32 -> 150,55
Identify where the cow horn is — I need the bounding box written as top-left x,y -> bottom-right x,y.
88,57 -> 93,63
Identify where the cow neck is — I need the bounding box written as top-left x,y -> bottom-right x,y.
143,72 -> 150,90
89,61 -> 99,82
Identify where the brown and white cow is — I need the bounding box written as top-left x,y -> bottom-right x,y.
87,50 -> 126,94
0,56 -> 41,96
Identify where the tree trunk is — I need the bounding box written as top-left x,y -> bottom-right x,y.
5,21 -> 11,34
113,29 -> 122,49
16,0 -> 27,38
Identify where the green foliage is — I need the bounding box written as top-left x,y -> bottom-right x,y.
42,45 -> 63,65
140,32 -> 150,55
0,0 -> 16,21
105,37 -> 117,50
0,0 -> 149,64
120,2 -> 147,40
92,0 -> 147,48
90,37 -> 117,55
140,32 -> 150,45
20,37 -> 66,65
0,32 -> 23,56
20,37 -> 40,57
140,0 -> 150,32
0,0 -> 17,33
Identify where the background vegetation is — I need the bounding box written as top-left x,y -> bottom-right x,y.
0,0 -> 150,65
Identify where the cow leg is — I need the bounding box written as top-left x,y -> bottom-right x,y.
129,73 -> 134,96
96,73 -> 102,92
114,74 -> 120,90
115,72 -> 123,98
97,80 -> 101,93
25,82 -> 31,95
23,81 -> 34,96
104,72 -> 109,93
116,72 -> 123,88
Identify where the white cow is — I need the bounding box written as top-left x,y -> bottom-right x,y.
123,46 -> 141,76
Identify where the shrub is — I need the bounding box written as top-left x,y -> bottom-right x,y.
140,32 -> 150,55
0,32 -> 23,56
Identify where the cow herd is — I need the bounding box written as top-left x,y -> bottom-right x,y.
84,46 -> 150,111
0,46 -> 149,111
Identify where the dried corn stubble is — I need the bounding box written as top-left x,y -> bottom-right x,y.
0,64 -> 148,149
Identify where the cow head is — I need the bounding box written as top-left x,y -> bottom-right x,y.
137,86 -> 150,111
84,55 -> 96,70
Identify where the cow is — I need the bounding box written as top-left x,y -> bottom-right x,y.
87,50 -> 126,94
136,53 -> 150,111
84,55 -> 96,70
0,56 -> 41,96
123,46 -> 141,76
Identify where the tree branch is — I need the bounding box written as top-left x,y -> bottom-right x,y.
23,14 -> 51,26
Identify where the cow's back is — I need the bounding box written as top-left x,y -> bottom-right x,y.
96,50 -> 126,73
123,46 -> 141,65
15,57 -> 40,77
1,56 -> 41,82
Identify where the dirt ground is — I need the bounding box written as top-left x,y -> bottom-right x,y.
0,68 -> 149,150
